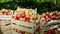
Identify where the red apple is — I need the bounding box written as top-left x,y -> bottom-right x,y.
25,17 -> 31,22
2,11 -> 5,15
21,12 -> 26,18
52,12 -> 57,16
44,15 -> 50,22
20,30 -> 25,34
45,30 -> 49,34
48,13 -> 53,19
15,14 -> 20,20
33,16 -> 38,20
6,12 -> 11,15
31,14 -> 38,20
6,10 -> 11,15
35,16 -> 38,20
50,29 -> 56,34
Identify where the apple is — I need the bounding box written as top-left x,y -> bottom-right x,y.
30,10 -> 36,16
49,15 -> 53,19
35,16 -> 38,20
52,12 -> 57,16
28,9 -> 32,14
47,31 -> 51,34
16,14 -> 20,18
2,11 -> 5,15
1,9 -> 6,14
6,12 -> 11,15
6,10 -> 11,15
4,13 -> 7,15
29,33 -> 32,34
25,17 -> 31,22
13,14 -> 16,18
26,13 -> 29,17
25,32 -> 29,34
44,30 -> 48,34
19,17 -> 25,21
0,9 -> 12,15
17,30 -> 20,33
50,29 -> 56,34
33,15 -> 38,20
30,19 -> 33,23
21,12 -> 26,18
44,15 -> 50,22
31,14 -> 38,20
20,30 -> 25,34
58,15 -> 60,19
15,14 -> 20,20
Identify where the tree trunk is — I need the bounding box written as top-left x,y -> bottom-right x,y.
56,0 -> 59,7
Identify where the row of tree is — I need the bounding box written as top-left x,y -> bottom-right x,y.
0,0 -> 60,14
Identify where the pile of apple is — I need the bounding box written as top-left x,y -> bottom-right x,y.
0,9 -> 13,15
35,26 -> 60,34
44,28 -> 59,34
37,28 -> 59,34
13,28 -> 32,34
40,11 -> 60,22
13,8 -> 38,23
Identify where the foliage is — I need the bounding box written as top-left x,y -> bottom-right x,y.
0,0 -> 60,14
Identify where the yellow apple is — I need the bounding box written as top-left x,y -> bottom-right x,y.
42,13 -> 45,16
30,19 -> 33,23
26,14 -> 29,17
1,9 -> 6,11
31,10 -> 36,15
19,17 -> 25,21
25,32 -> 29,34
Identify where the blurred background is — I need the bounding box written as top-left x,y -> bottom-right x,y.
0,0 -> 60,14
